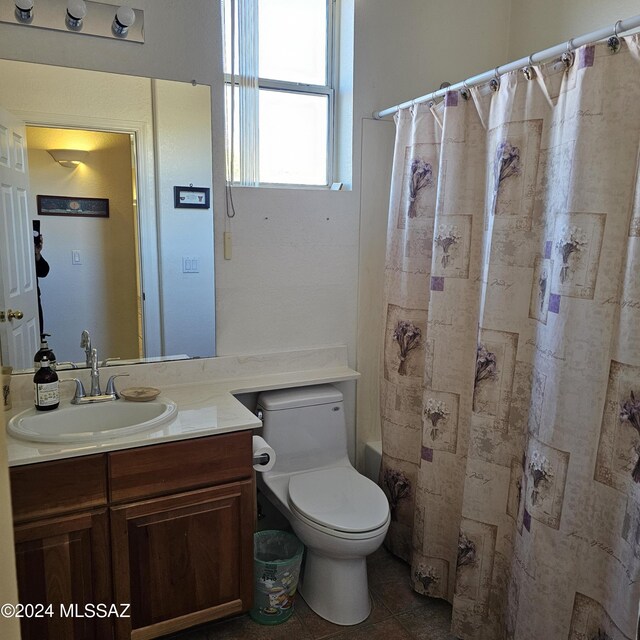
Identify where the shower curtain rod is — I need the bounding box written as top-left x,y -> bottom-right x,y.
373,13 -> 640,119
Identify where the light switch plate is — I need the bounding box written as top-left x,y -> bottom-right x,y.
182,256 -> 199,273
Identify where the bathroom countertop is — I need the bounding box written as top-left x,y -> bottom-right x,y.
5,362 -> 359,467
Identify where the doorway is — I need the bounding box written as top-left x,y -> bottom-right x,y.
26,126 -> 143,364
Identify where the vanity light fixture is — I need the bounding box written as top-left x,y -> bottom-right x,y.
1,0 -> 144,43
112,5 -> 135,37
47,149 -> 89,169
65,0 -> 86,29
14,0 -> 33,22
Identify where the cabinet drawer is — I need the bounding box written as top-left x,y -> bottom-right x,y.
10,455 -> 108,524
108,431 -> 253,503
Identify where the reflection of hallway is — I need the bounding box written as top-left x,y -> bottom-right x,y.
170,546 -> 456,640
26,126 -> 141,364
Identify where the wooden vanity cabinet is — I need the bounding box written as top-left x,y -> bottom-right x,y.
10,431 -> 255,640
109,432 -> 255,640
111,480 -> 254,639
10,455 -> 112,640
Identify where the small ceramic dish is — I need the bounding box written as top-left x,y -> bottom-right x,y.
120,387 -> 161,402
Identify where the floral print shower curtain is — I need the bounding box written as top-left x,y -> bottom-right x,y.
380,37 -> 640,640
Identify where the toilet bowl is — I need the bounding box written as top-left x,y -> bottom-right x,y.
256,385 -> 390,626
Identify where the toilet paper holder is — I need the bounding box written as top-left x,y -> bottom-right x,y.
253,452 -> 271,467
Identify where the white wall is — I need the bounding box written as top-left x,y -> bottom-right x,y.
508,0 -> 639,60
153,80 -> 215,357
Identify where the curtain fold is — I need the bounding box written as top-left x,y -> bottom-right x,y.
380,36 -> 640,640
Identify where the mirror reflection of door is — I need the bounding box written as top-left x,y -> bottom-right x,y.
0,106 -> 40,370
26,126 -> 142,364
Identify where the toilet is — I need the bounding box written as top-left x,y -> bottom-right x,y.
256,384 -> 390,626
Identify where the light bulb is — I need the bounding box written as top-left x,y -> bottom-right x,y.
15,0 -> 33,22
112,5 -> 135,36
65,0 -> 87,29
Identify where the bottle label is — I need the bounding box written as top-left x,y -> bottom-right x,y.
35,381 -> 59,407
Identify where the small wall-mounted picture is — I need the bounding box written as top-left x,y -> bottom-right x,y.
174,186 -> 210,209
37,195 -> 109,218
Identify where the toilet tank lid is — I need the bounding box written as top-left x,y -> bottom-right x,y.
257,384 -> 343,411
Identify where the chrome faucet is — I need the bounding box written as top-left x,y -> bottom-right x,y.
61,348 -> 129,404
80,330 -> 92,367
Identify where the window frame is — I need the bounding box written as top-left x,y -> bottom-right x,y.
223,0 -> 336,188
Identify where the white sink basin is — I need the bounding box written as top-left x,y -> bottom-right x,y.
8,399 -> 178,444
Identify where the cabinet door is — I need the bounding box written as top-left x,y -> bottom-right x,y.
14,509 -> 112,640
111,479 -> 254,640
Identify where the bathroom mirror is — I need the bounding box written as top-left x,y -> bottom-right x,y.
0,59 -> 215,372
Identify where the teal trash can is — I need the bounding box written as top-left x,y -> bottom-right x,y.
250,530 -> 304,625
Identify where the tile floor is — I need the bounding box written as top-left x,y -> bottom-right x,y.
165,546 -> 458,640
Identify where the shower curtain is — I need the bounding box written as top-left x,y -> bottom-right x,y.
380,37 -> 640,640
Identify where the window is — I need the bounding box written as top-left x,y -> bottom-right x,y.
222,0 -> 333,186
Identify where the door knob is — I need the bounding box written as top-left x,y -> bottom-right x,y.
7,309 -> 24,320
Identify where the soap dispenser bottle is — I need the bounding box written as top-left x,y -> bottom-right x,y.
33,356 -> 59,411
34,334 -> 56,370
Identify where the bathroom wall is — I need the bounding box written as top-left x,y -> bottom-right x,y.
152,79 -> 215,358
508,0 -> 639,59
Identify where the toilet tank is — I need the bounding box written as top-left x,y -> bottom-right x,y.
256,385 -> 347,473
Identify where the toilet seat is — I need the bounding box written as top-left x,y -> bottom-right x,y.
288,467 -> 389,534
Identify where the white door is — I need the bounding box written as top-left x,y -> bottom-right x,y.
0,106 -> 39,370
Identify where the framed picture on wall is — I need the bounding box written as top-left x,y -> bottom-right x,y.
173,186 -> 210,209
37,195 -> 110,218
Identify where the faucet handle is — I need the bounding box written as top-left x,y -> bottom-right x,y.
105,374 -> 130,398
60,378 -> 86,403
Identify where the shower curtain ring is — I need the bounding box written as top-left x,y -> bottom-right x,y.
608,19 -> 623,53
614,19 -> 622,37
461,80 -> 471,100
523,55 -> 536,80
489,67 -> 500,92
562,39 -> 575,67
